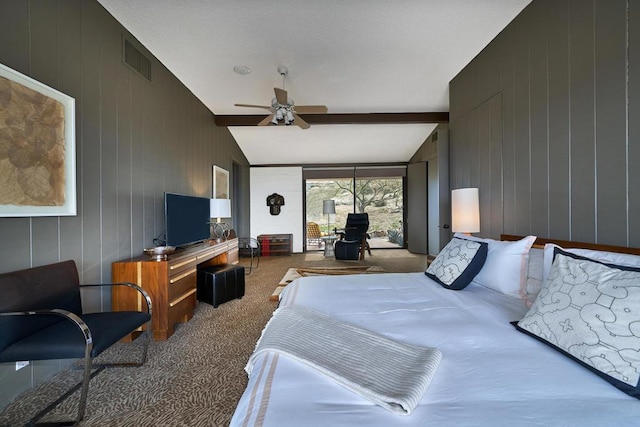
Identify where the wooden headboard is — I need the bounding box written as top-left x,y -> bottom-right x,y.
500,234 -> 640,256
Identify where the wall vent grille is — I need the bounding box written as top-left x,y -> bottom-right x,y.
124,39 -> 152,82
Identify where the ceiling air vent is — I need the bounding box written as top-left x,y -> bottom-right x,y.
123,38 -> 152,82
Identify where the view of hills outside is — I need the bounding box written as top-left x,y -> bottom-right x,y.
306,178 -> 404,248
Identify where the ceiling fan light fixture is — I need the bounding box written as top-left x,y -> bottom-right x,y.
285,110 -> 294,123
233,65 -> 251,75
234,66 -> 326,129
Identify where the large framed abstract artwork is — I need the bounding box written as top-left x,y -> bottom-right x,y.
212,165 -> 229,199
0,62 -> 76,217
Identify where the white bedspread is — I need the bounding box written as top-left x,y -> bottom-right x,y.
231,273 -> 640,427
247,305 -> 442,415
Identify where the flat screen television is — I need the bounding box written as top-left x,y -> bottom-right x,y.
164,192 -> 211,248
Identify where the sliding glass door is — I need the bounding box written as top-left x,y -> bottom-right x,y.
304,167 -> 405,251
355,177 -> 404,248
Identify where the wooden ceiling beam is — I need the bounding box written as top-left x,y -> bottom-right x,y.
214,112 -> 449,127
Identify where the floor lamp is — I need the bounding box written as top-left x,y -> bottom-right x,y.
322,200 -> 336,235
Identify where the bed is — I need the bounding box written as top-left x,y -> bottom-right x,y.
231,235 -> 640,426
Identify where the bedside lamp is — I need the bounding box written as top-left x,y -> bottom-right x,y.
451,188 -> 479,235
210,198 -> 232,240
322,200 -> 336,235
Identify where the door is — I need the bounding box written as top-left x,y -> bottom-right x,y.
407,162 -> 428,254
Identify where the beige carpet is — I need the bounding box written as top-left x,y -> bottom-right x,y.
0,250 -> 429,427
270,265 -> 386,301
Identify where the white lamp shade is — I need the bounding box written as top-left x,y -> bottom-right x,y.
322,200 -> 336,215
210,198 -> 231,218
451,188 -> 480,233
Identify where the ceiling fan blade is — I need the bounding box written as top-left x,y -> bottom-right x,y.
274,87 -> 288,105
258,114 -> 275,126
293,105 -> 328,114
235,103 -> 272,109
293,113 -> 310,129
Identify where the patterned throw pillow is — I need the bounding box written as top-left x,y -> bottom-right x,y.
425,237 -> 488,290
515,248 -> 640,398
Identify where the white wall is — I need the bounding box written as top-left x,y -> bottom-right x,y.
250,167 -> 303,253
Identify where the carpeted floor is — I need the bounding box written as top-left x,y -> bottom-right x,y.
0,249 -> 429,427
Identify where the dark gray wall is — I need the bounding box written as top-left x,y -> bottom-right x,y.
449,0 -> 640,248
0,0 -> 249,407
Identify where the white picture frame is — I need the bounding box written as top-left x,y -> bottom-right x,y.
0,62 -> 76,217
213,165 -> 229,199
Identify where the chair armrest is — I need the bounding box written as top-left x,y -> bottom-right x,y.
238,237 -> 260,249
80,282 -> 152,315
0,309 -> 93,349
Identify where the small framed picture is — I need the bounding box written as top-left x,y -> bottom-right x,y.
212,165 -> 229,199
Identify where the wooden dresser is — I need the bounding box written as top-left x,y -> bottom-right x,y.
112,238 -> 238,340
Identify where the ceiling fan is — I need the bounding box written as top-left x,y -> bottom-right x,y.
234,66 -> 328,129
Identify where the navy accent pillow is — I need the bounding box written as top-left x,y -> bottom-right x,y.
425,237 -> 488,290
515,248 -> 640,399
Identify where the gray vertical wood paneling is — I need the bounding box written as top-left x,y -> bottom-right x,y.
489,94 -> 503,239
0,0 -> 250,408
513,8 -> 532,235
630,0 -> 640,247
100,15 -> 120,289
547,0 -> 571,241
58,0 -> 84,265
29,0 -> 62,267
467,106 -> 479,184
569,0 -> 596,243
450,0 -> 635,247
594,0 -> 628,245
0,1 -> 29,74
478,103 -> 492,235
117,59 -> 133,263
80,1 -> 104,284
0,2 -> 32,271
130,75 -> 145,255
30,0 -> 58,87
529,0 -> 549,238
500,25 -> 516,234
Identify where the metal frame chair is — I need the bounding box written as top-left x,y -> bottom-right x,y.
0,261 -> 152,426
306,222 -> 323,246
238,237 -> 261,274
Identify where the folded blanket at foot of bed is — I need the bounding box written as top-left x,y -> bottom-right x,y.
246,305 -> 442,415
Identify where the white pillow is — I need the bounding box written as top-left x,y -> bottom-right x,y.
542,243 -> 640,285
525,247 -> 544,306
455,233 -> 536,298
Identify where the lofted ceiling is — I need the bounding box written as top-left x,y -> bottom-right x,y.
97,0 -> 531,165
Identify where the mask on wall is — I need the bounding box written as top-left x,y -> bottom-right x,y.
266,193 -> 285,215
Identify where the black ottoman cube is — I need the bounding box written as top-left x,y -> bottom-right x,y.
197,264 -> 245,307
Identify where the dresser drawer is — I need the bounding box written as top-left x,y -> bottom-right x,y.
168,288 -> 197,327
168,267 -> 197,301
169,256 -> 197,276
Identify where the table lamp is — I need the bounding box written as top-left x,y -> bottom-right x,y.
451,188 -> 479,235
210,198 -> 232,240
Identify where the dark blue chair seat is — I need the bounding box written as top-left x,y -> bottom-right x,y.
0,311 -> 150,363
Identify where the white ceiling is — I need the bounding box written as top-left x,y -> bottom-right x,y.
97,0 -> 531,165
